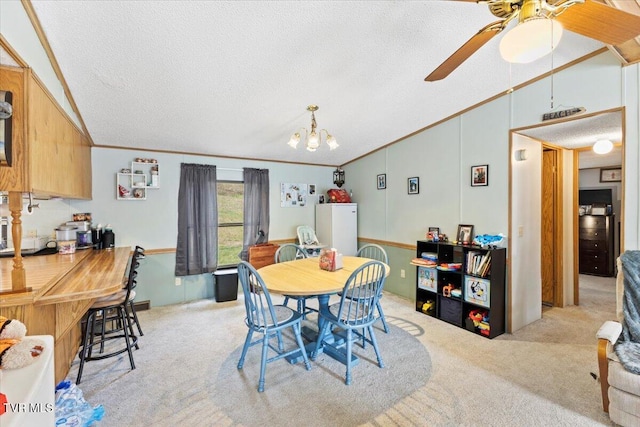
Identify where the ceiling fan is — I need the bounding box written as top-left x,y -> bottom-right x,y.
425,0 -> 640,81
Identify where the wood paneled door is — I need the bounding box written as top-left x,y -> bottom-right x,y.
541,147 -> 562,307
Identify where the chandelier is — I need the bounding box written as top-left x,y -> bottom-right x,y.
287,105 -> 338,152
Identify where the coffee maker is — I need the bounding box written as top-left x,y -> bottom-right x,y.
91,226 -> 102,249
101,226 -> 115,249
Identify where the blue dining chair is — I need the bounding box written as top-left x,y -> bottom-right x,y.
312,260 -> 386,385
236,261 -> 311,392
276,243 -> 318,318
343,244 -> 390,334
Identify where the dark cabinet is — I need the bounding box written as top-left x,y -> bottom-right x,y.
414,241 -> 506,339
579,215 -> 614,277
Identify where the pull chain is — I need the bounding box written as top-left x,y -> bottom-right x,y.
550,21 -> 555,110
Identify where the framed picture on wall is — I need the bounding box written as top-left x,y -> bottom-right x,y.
600,167 -> 622,183
408,177 -> 419,194
471,165 -> 488,187
377,173 -> 386,190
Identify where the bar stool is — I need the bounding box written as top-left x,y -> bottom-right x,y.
76,251 -> 140,384
125,246 -> 145,336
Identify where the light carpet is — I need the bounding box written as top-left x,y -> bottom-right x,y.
65,274 -> 616,426
216,321 -> 431,426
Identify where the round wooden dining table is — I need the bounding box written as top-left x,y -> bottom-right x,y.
258,256 -> 390,298
258,256 -> 390,364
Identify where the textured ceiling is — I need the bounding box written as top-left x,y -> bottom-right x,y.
516,110 -> 623,168
27,1 -> 614,166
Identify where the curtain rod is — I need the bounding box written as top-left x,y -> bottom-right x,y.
217,167 -> 244,172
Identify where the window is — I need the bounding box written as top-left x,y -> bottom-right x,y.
217,181 -> 244,267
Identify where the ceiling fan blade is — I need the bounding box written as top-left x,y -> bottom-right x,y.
554,0 -> 640,46
425,20 -> 503,82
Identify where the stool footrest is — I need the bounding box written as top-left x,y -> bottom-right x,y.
79,334 -> 138,361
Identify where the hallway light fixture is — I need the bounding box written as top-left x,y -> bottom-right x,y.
287,105 -> 338,152
593,139 -> 613,155
499,18 -> 563,64
514,149 -> 528,162
333,167 -> 345,188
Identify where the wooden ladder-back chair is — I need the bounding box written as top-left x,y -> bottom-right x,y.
236,261 -> 311,392
312,260 -> 386,385
348,244 -> 390,334
275,243 -> 317,318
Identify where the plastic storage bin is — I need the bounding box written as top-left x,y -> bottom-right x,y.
213,268 -> 238,302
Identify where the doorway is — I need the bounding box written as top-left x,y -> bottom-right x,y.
509,108 -> 623,330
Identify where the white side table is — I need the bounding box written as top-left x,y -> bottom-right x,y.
0,335 -> 55,427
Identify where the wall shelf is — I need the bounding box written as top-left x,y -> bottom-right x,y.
116,160 -> 159,200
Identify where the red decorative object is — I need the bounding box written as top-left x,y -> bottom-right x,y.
326,188 -> 351,203
118,185 -> 131,198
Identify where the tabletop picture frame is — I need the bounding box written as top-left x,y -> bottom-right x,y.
600,167 -> 622,183
377,173 -> 387,190
427,226 -> 440,242
408,177 -> 419,194
457,224 -> 474,244
471,164 -> 488,187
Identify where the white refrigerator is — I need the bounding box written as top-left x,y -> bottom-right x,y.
315,203 -> 358,256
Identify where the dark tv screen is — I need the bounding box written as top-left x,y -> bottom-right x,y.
579,189 -> 612,205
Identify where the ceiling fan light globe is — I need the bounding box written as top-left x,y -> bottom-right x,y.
593,139 -> 613,155
499,19 -> 563,64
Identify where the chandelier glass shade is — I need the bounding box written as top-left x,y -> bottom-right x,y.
499,18 -> 563,64
288,105 -> 338,152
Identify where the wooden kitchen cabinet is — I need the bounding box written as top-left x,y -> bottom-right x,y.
0,66 -> 91,199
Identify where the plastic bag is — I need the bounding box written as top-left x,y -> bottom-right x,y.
55,380 -> 105,426
473,233 -> 506,248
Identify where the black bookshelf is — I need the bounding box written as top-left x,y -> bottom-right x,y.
414,241 -> 506,339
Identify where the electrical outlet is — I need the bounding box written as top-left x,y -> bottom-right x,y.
175,277 -> 182,286
400,269 -> 405,279
518,225 -> 524,237
26,229 -> 37,238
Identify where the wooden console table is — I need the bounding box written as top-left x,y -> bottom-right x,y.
248,243 -> 280,269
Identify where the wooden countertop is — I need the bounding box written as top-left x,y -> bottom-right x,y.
0,247 -> 131,307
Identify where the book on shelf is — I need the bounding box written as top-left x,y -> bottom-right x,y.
466,251 -> 491,276
417,266 -> 437,291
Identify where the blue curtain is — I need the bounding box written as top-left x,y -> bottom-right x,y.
175,163 -> 218,276
240,168 -> 269,261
